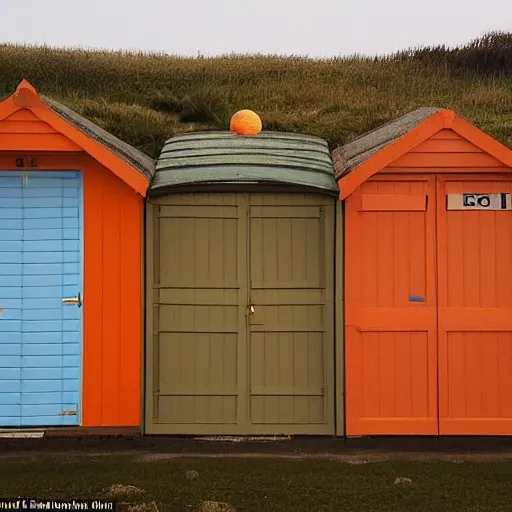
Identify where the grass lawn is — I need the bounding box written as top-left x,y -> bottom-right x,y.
1,452 -> 512,511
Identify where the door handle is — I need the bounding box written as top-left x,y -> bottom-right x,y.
62,292 -> 82,308
248,305 -> 255,315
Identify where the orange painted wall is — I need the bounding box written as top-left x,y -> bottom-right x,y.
344,128 -> 512,436
0,109 -> 82,151
81,159 -> 142,427
383,129 -> 510,173
0,112 -> 143,428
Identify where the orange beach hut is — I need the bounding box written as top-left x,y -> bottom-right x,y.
0,80 -> 153,431
334,108 -> 512,437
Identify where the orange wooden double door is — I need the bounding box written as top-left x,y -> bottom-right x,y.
345,174 -> 512,436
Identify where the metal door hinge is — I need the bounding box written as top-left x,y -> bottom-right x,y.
58,410 -> 77,416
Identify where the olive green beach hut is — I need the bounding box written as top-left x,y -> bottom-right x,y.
145,131 -> 344,435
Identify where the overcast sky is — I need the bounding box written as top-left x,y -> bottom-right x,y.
0,0 -> 510,57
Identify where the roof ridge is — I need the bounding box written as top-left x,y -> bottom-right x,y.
338,107 -> 440,149
163,130 -> 329,146
332,107 -> 441,179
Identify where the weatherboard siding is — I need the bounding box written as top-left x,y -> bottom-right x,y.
0,154 -> 142,428
384,130 -> 506,170
0,109 -> 81,152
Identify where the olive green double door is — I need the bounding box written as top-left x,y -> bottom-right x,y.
145,192 -> 336,435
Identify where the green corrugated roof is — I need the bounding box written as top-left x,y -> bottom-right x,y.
150,131 -> 338,195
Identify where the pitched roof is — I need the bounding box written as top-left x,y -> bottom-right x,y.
42,97 -> 155,180
335,107 -> 512,200
150,130 -> 338,195
332,107 -> 440,179
0,80 -> 155,195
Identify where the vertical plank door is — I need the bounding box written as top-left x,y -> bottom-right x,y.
247,193 -> 335,434
437,176 -> 512,435
344,176 -> 439,435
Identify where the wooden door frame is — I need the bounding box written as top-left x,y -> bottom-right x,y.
237,193 -> 251,431
144,192 -> 336,435
343,170 -> 512,436
335,200 -> 345,435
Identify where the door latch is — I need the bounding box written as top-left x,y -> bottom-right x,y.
62,292 -> 82,308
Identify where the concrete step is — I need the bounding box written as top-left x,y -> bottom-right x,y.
0,429 -> 45,438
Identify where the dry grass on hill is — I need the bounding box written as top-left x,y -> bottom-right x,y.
0,31 -> 510,158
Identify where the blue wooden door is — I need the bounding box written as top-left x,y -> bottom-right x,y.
0,171 -> 83,427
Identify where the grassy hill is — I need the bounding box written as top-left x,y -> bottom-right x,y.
0,31 -> 510,159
